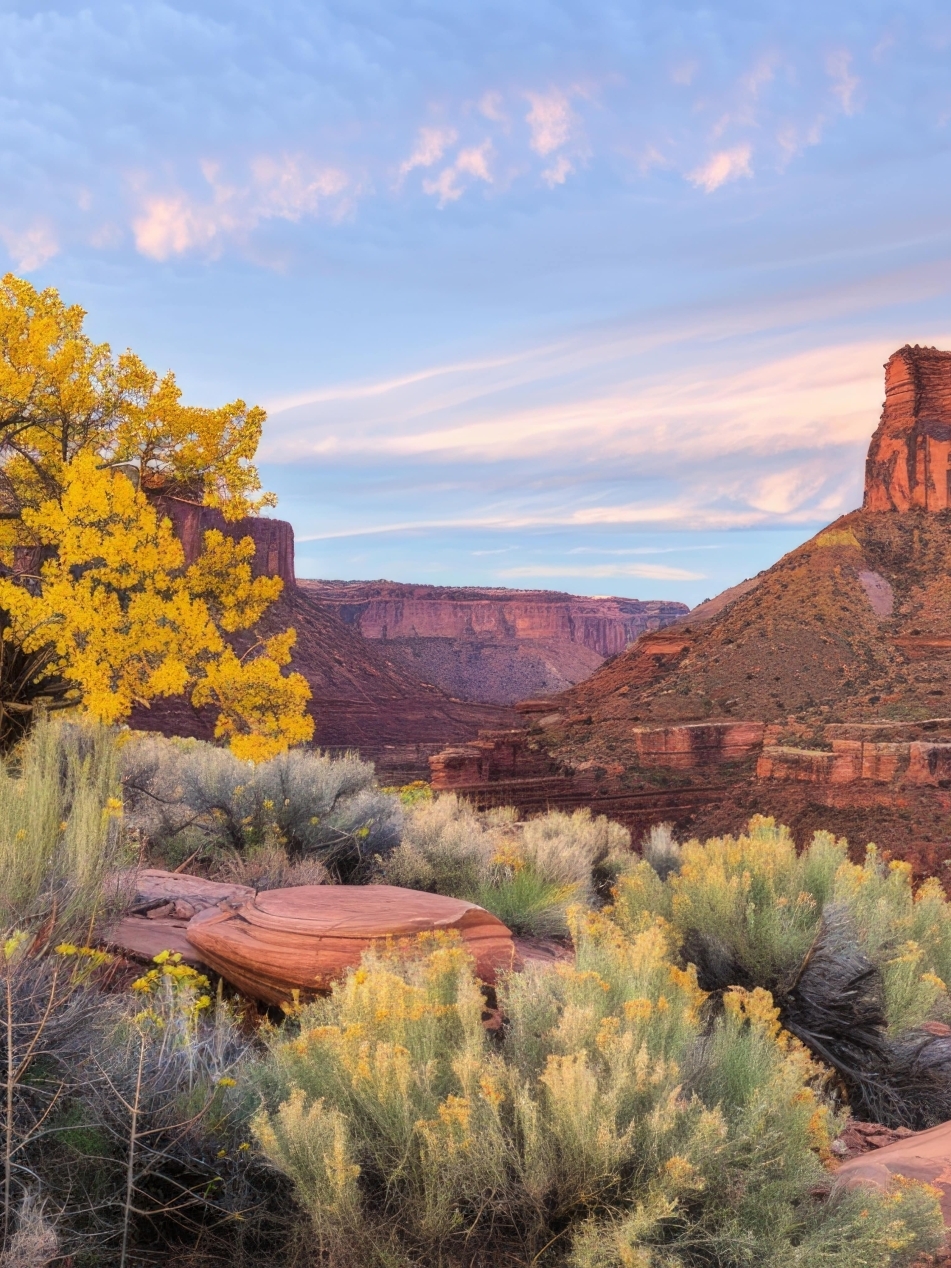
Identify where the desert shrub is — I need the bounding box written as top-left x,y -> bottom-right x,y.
253,919 -> 942,1267
613,815 -> 951,1127
380,779 -> 434,807
1,932 -> 303,1266
0,932 -> 110,1257
122,734 -> 401,879
641,821 -> 681,881
212,843 -> 329,890
79,953 -> 267,1261
381,792 -> 489,895
0,716 -> 129,936
0,1192 -> 60,1268
378,796 -> 630,936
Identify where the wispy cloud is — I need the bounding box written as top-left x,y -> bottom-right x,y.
827,50 -> 860,115
132,155 -> 352,260
687,143 -> 753,192
423,140 -> 494,207
398,126 -> 458,181
265,308 -> 905,543
499,562 -> 706,581
0,222 -> 59,272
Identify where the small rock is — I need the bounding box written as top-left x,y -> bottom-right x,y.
145,903 -> 174,920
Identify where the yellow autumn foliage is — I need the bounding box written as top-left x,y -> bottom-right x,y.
0,277 -> 313,758
0,273 -> 270,531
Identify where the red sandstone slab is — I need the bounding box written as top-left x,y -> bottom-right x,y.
105,916 -> 205,966
118,868 -> 255,911
835,1119 -> 951,1226
185,883 -> 517,1004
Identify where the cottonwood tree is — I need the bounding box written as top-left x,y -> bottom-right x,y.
0,275 -> 313,759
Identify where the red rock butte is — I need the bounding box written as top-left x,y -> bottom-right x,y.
865,345 -> 951,513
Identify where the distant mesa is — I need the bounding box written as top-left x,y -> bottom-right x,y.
153,494 -> 296,584
865,345 -> 951,513
300,580 -> 688,705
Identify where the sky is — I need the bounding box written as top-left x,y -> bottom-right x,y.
4,2 -> 951,607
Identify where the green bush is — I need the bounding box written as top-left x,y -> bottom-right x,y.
613,815 -> 951,1127
378,795 -> 630,936
0,716 -> 129,937
253,918 -> 943,1267
122,734 -> 402,879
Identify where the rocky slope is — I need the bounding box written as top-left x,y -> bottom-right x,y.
299,581 -> 687,704
429,346 -> 951,869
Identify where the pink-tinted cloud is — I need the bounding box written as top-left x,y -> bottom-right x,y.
132,155 -> 351,259
423,140 -> 493,207
687,143 -> 753,192
525,89 -> 574,156
398,126 -> 458,181
0,222 -> 59,272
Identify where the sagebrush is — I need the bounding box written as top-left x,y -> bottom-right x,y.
379,793 -> 630,935
122,733 -> 401,878
616,814 -> 951,1127
254,919 -> 942,1267
0,716 -> 129,937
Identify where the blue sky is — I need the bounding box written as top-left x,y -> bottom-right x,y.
4,2 -> 951,605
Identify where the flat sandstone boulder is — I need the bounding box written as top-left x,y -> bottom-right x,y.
185,883 -> 517,1004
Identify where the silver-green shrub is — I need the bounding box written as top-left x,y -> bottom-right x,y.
0,716 -> 128,935
122,734 -> 402,878
614,815 -> 951,1128
378,797 -> 631,936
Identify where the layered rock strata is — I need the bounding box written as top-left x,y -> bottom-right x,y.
133,513 -> 517,776
154,496 -> 297,584
186,884 -> 517,1003
300,580 -> 687,704
865,345 -> 951,512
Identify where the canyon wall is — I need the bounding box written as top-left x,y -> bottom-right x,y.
133,509 -> 518,776
299,581 -> 688,704
302,581 -> 686,655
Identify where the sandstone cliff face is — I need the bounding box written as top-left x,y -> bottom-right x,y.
132,584 -> 518,779
303,582 -> 684,654
154,497 -> 296,584
299,581 -> 687,704
865,345 -> 951,513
